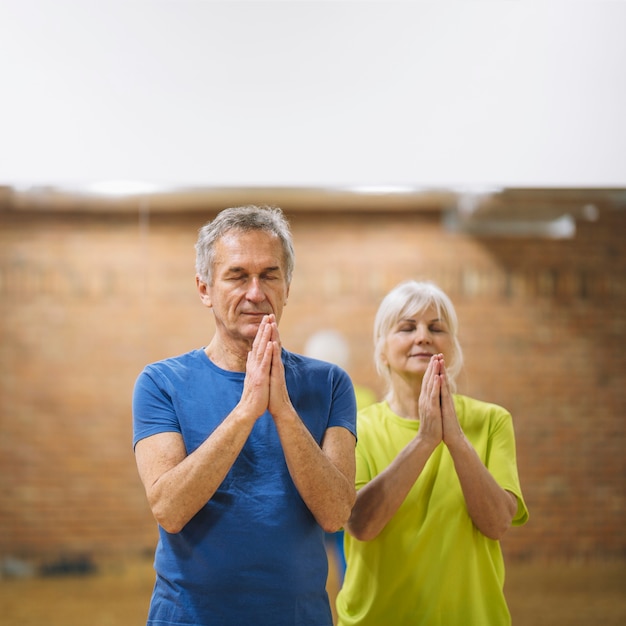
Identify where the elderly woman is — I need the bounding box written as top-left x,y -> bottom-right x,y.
336,280 -> 529,626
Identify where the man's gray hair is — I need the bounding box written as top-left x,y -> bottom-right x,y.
195,205 -> 295,285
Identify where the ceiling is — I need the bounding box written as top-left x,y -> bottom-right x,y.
2,185 -> 623,239
1,2 -> 625,190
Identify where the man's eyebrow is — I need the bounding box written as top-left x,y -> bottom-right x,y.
223,265 -> 282,274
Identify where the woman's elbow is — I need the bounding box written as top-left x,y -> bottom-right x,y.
476,493 -> 517,540
483,526 -> 509,541
479,515 -> 513,541
344,511 -> 382,542
345,523 -> 379,542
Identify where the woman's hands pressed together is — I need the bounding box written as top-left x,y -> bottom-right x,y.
421,355 -> 517,540
418,354 -> 466,449
417,353 -> 444,445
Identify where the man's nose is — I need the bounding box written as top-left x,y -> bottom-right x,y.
246,277 -> 265,301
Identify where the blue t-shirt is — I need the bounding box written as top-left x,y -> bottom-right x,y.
133,348 -> 357,626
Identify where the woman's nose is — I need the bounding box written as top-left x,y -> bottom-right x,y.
415,325 -> 431,343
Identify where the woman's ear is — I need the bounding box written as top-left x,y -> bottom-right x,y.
196,274 -> 212,308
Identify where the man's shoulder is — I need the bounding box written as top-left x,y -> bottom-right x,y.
283,349 -> 344,374
141,348 -> 205,378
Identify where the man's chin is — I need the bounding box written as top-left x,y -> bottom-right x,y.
241,322 -> 262,339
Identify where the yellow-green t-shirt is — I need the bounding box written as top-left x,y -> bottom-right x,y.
336,397 -> 529,626
354,384 -> 377,412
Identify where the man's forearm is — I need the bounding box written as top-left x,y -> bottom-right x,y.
141,408 -> 257,533
274,413 -> 356,532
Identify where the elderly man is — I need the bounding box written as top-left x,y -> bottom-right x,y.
133,205 -> 357,626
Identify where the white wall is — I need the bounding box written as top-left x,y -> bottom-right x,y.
1,1 -> 625,189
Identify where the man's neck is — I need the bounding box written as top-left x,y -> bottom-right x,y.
204,336 -> 251,372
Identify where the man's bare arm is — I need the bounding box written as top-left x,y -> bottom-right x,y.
135,405 -> 258,533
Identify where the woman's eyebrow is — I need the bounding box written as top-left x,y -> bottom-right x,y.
399,315 -> 441,323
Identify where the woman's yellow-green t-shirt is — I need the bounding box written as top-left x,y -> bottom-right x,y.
336,396 -> 529,626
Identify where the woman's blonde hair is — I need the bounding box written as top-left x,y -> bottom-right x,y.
373,280 -> 463,393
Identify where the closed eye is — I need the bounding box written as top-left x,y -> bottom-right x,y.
260,267 -> 282,280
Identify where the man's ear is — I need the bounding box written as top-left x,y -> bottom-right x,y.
196,274 -> 212,308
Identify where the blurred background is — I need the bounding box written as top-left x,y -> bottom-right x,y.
1,2 -> 625,625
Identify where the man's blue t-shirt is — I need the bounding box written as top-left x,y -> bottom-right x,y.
132,347 -> 357,626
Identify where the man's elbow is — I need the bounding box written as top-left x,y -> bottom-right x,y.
319,490 -> 356,534
157,517 -> 185,535
149,496 -> 189,535
321,519 -> 345,534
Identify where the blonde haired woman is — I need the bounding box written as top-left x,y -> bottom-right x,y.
336,280 -> 528,626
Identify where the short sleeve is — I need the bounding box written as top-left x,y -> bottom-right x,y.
486,410 -> 529,526
132,366 -> 182,448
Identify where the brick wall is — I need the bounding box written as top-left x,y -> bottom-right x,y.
1,203 -> 624,565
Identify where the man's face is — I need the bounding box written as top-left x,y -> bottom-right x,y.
197,229 -> 290,344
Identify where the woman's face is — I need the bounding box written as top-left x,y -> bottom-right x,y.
382,304 -> 453,379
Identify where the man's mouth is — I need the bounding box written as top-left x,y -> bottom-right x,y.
242,311 -> 269,319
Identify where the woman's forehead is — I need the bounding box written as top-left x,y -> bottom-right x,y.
399,302 -> 440,321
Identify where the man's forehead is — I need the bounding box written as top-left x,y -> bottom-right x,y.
217,229 -> 280,250
213,231 -> 285,270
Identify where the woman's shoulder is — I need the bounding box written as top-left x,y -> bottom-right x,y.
356,401 -> 398,431
454,394 -> 512,418
358,400 -> 389,416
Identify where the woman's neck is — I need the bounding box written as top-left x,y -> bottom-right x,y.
386,375 -> 423,420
